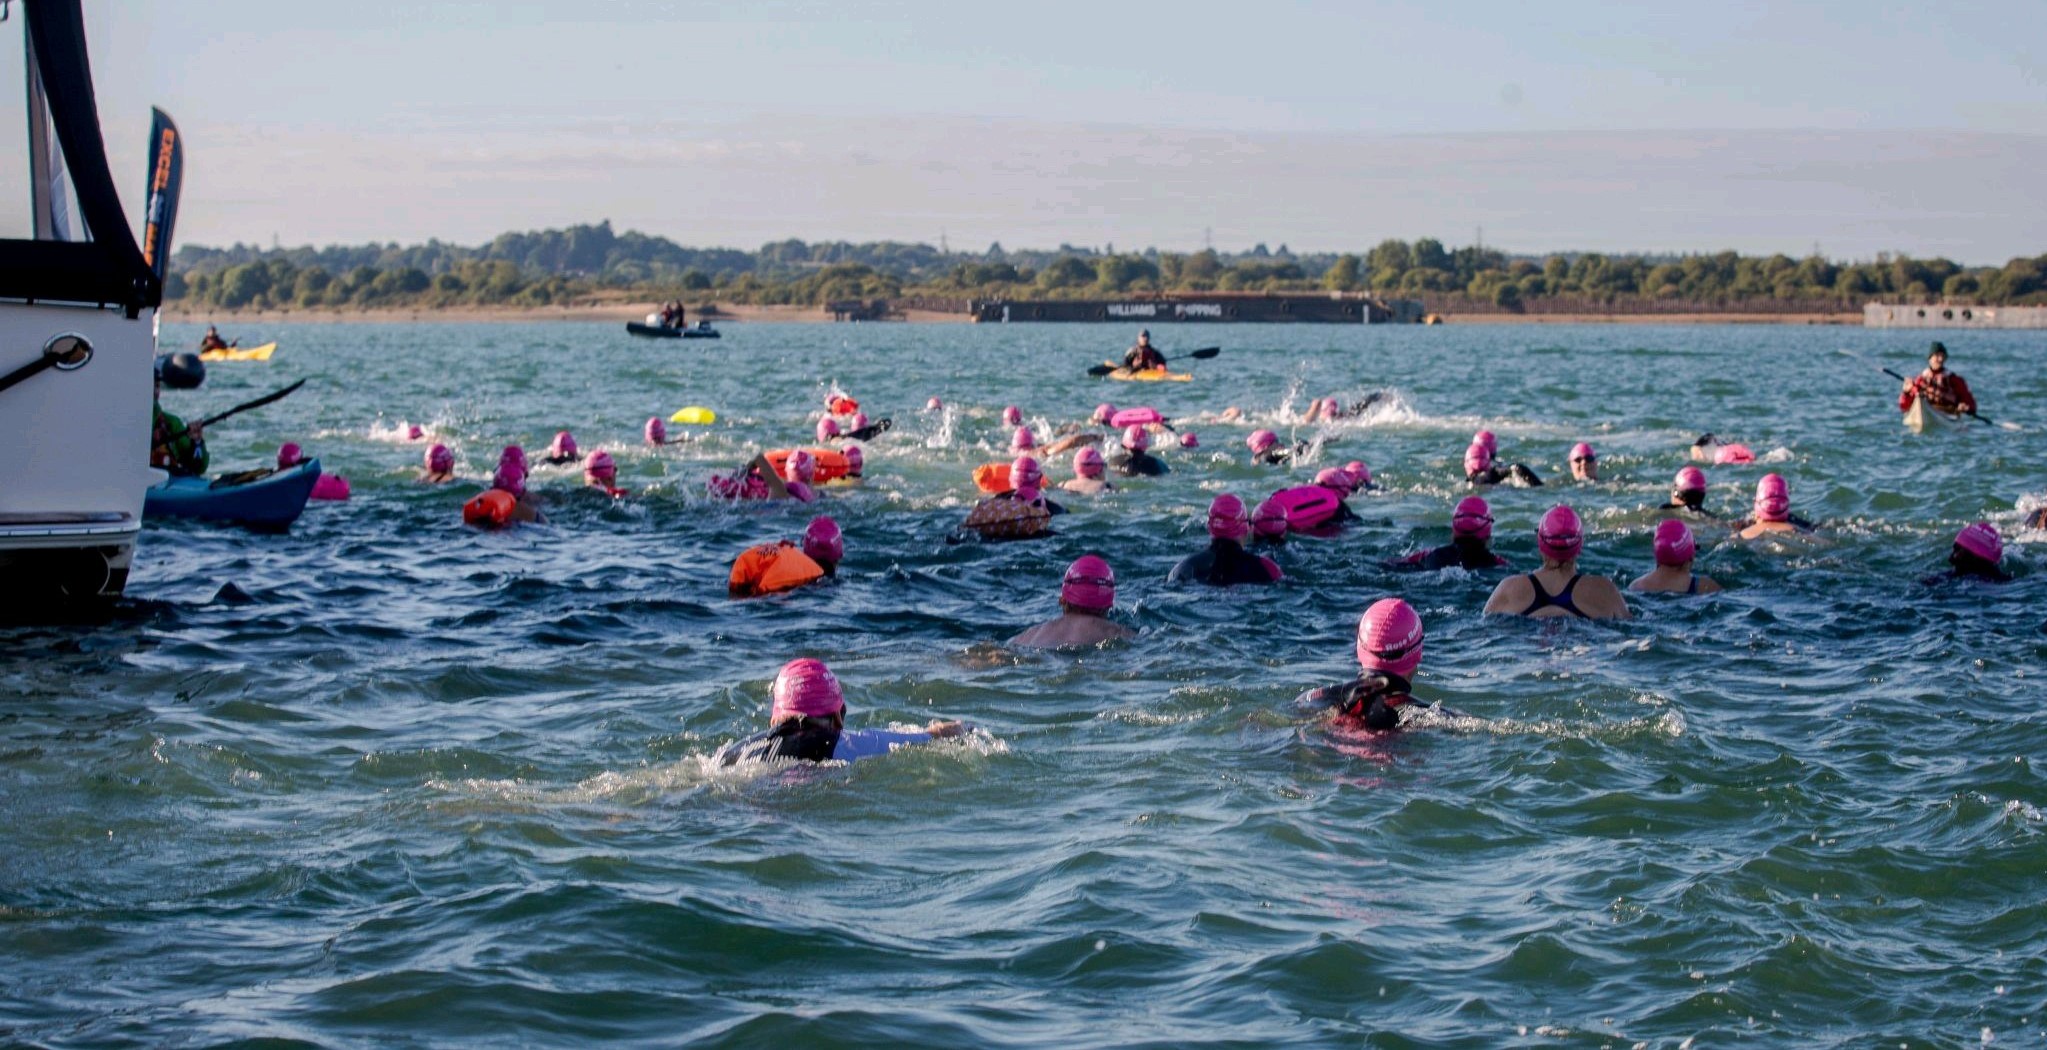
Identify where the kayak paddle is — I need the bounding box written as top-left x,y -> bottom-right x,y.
1087,346 -> 1221,377
1878,364 -> 1994,426
194,378 -> 306,430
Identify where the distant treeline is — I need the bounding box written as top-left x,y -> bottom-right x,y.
165,221 -> 2047,312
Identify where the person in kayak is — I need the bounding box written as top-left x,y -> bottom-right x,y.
1010,554 -> 1136,648
715,658 -> 968,767
1061,447 -> 1116,495
198,325 -> 229,353
543,431 -> 579,465
1936,522 -> 2011,583
149,357 -> 209,478
421,443 -> 457,484
1568,442 -> 1599,482
1898,342 -> 1977,417
1392,496 -> 1511,571
1123,329 -> 1167,372
1664,466 -> 1713,516
1483,504 -> 1631,619
1294,598 -> 1426,732
1111,424 -> 1169,476
1464,442 -> 1542,487
1629,519 -> 1723,594
730,516 -> 843,597
1735,474 -> 1814,538
1169,494 -> 1284,586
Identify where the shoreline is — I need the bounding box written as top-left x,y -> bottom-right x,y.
161,303 -> 1864,326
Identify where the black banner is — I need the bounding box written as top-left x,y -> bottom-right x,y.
142,107 -> 182,282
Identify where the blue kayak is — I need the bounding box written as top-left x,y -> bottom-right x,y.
145,459 -> 320,529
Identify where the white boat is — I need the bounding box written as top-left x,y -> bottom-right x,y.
0,1 -> 176,616
1902,397 -> 1966,434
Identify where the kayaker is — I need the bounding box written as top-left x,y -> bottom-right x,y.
1629,519 -> 1723,595
1169,494 -> 1284,586
1464,442 -> 1542,487
1664,466 -> 1713,516
1294,599 -> 1426,732
1898,342 -> 1977,417
1391,496 -> 1511,571
543,431 -> 578,465
1735,474 -> 1813,538
149,359 -> 209,478
1937,522 -> 2011,583
729,517 -> 844,597
1123,329 -> 1167,372
421,444 -> 457,484
198,325 -> 229,353
583,450 -> 625,497
1010,555 -> 1137,648
1060,447 -> 1116,495
1482,504 -> 1631,619
1569,442 -> 1598,482
1110,424 -> 1169,476
714,658 -> 968,767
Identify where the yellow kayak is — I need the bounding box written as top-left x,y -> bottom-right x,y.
1101,361 -> 1192,382
198,342 -> 277,362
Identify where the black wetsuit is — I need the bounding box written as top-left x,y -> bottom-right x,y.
1468,464 -> 1543,487
1398,539 -> 1510,571
1112,451 -> 1169,477
716,721 -> 840,765
1299,672 -> 1414,731
1168,539 -> 1282,586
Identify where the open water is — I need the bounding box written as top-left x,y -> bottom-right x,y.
3,321 -> 2045,1048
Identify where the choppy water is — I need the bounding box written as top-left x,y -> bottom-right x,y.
4,320 -> 2045,1048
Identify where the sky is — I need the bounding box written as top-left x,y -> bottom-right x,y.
9,0 -> 2047,260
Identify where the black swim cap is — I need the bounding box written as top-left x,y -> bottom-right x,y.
155,352 -> 206,390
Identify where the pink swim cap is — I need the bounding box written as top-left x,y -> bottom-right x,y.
645,417 -> 667,444
771,658 -> 845,721
1451,496 -> 1493,539
1248,430 -> 1279,454
1356,598 -> 1423,678
802,516 -> 844,564
1012,426 -> 1037,451
583,449 -> 616,482
1208,493 -> 1250,541
500,444 -> 526,467
841,445 -> 864,476
1675,466 -> 1707,493
277,442 -> 305,469
1754,474 -> 1790,522
1180,432 -> 1199,449
785,449 -> 817,485
1537,504 -> 1584,561
1570,442 -> 1595,462
1074,446 -> 1105,478
1315,468 -> 1353,493
1093,403 -> 1116,425
816,417 -> 840,443
1014,481 -> 1042,503
1464,443 -> 1493,475
1474,430 -> 1497,453
550,431 -> 577,460
405,424 -> 424,441
493,459 -> 526,500
425,444 -> 453,474
1061,554 -> 1116,612
850,412 -> 869,432
1252,496 -> 1288,538
1653,518 -> 1695,566
1010,455 -> 1044,490
926,397 -> 943,411
1954,521 -> 2001,563
1002,406 -> 1023,426
1122,424 -> 1150,452
1344,460 -> 1370,488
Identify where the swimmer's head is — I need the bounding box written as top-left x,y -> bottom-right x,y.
926,397 -> 943,412
1474,429 -> 1497,453
549,431 -> 577,460
802,516 -> 844,565
785,449 -> 817,485
1207,493 -> 1250,542
644,417 -> 667,445
1010,455 -> 1044,492
1122,424 -> 1150,452
1060,554 -> 1116,614
1464,443 -> 1493,476
816,417 -> 840,443
1074,446 -> 1105,479
1344,460 -> 1371,489
1011,426 -> 1037,452
1653,518 -> 1695,567
850,412 -> 868,432
1252,495 -> 1288,540
1001,405 -> 1023,427
1537,504 -> 1584,562
499,444 -> 526,470
405,423 -> 425,441
1674,466 -> 1707,507
771,658 -> 845,722
1356,597 -> 1423,678
277,442 -> 306,469
1754,474 -> 1790,523
1314,468 -> 1354,494
841,445 -> 864,477
425,443 -> 454,474
1248,430 -> 1279,455
1954,521 -> 2002,566
1451,496 -> 1493,540
1180,432 -> 1199,449
583,449 -> 616,484
1570,442 -> 1597,480
1092,403 -> 1116,425
492,457 -> 526,500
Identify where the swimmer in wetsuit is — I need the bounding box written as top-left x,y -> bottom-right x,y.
1391,496 -> 1511,571
1464,441 -> 1542,487
1569,442 -> 1598,482
1010,555 -> 1138,648
1735,473 -> 1815,538
1629,518 -> 1723,595
1937,522 -> 2011,583
1250,495 -> 1289,547
543,431 -> 579,466
715,658 -> 967,767
1168,494 -> 1283,586
1295,598 -> 1427,731
1663,466 -> 1714,516
1483,504 -> 1631,619
1109,424 -> 1169,476
1246,429 -> 1300,465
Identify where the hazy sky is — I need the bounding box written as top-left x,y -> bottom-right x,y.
15,0 -> 2047,259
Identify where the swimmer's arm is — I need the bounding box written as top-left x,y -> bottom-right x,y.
1481,576 -> 1526,614
749,453 -> 791,499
